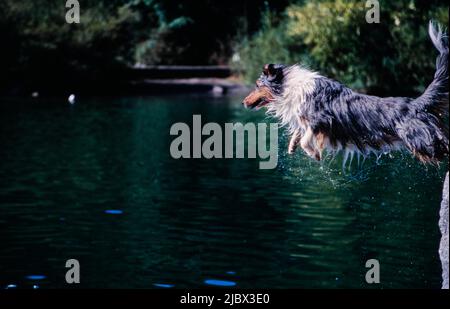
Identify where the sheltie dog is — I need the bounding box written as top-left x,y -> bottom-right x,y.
243,22 -> 449,164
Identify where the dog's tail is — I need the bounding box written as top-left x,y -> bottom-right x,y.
415,21 -> 449,111
397,21 -> 449,163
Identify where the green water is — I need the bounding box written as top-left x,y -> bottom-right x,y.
0,95 -> 447,288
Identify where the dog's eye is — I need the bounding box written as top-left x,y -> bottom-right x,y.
263,64 -> 276,77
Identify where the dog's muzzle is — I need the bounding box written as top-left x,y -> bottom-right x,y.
242,86 -> 274,109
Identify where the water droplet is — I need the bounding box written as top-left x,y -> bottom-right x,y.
226,271 -> 236,275
5,284 -> 17,289
204,279 -> 236,287
33,285 -> 39,289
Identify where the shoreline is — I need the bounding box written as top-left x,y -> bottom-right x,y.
0,66 -> 251,98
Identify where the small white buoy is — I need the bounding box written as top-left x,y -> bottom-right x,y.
31,92 -> 39,98
212,86 -> 224,95
68,94 -> 76,104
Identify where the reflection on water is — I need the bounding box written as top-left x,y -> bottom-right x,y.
0,95 -> 447,288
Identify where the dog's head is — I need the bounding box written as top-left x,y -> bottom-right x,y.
242,64 -> 285,109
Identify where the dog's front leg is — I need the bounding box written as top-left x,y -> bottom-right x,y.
300,127 -> 321,160
288,129 -> 301,154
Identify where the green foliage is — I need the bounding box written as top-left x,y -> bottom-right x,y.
0,0 -> 149,93
134,0 -> 290,65
0,0 -> 448,96
0,0 -> 289,88
231,12 -> 299,83
0,0 -> 144,89
234,0 -> 449,95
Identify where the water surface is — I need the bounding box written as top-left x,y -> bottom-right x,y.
0,95 -> 446,288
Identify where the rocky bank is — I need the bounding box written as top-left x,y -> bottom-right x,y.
439,172 -> 449,289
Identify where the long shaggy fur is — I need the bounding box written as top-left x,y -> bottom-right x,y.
242,21 -> 449,164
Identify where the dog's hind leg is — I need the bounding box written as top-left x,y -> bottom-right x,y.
288,129 -> 301,154
396,118 -> 448,164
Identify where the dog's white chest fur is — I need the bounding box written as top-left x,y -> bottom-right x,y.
267,65 -> 318,134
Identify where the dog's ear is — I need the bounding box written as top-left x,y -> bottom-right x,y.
263,64 -> 277,77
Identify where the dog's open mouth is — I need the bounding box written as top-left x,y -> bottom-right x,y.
247,97 -> 270,110
242,86 -> 274,110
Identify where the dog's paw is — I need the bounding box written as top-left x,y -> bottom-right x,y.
314,152 -> 322,161
287,142 -> 299,154
287,146 -> 296,155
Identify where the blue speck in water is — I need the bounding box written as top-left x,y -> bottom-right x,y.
153,283 -> 174,288
204,279 -> 236,287
226,271 -> 236,275
6,284 -> 17,289
26,275 -> 46,280
104,210 -> 123,215
33,285 -> 39,289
